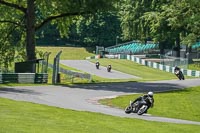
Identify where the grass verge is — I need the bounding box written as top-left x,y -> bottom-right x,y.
0,98 -> 199,133
99,86 -> 200,122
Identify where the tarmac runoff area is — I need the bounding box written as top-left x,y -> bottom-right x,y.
60,60 -> 141,79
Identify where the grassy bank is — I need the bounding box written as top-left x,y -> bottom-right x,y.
100,86 -> 200,122
37,46 -> 95,61
0,98 -> 199,133
90,58 -> 179,81
36,46 -> 197,83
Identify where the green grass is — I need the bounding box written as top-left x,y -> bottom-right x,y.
0,98 -> 199,133
188,63 -> 200,71
1,47 -> 200,132
100,86 -> 200,122
36,46 -> 95,83
37,46 -> 95,62
90,58 -> 178,81
35,46 -> 197,83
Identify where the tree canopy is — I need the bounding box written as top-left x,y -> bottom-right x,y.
118,0 -> 200,55
1,0 -> 200,70
0,0 -> 117,69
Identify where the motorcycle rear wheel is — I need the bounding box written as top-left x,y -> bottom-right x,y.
137,105 -> 148,115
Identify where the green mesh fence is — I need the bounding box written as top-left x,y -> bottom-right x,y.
159,55 -> 188,69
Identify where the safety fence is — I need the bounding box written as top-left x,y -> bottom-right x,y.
126,55 -> 200,77
47,62 -> 91,83
0,73 -> 48,84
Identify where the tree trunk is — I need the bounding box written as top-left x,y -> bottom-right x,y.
159,42 -> 165,55
26,0 -> 36,61
175,35 -> 180,57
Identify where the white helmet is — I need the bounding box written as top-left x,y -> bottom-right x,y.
148,91 -> 153,97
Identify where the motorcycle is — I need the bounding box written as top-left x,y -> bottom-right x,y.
174,70 -> 185,80
125,96 -> 152,115
96,62 -> 100,69
107,65 -> 111,72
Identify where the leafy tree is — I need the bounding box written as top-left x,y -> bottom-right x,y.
0,0 -> 117,67
162,0 -> 200,53
118,0 -> 200,56
68,11 -> 121,47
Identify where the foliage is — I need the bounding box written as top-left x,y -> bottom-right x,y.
0,0 -> 117,69
69,11 -> 121,47
118,0 -> 200,55
36,11 -> 122,47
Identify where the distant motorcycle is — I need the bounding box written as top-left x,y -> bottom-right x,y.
125,96 -> 153,115
174,70 -> 185,80
96,62 -> 100,69
107,65 -> 112,72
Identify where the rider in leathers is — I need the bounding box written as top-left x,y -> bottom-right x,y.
174,66 -> 181,74
133,92 -> 154,113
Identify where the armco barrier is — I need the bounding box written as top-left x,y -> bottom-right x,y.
127,55 -> 200,77
0,74 -> 2,83
46,62 -> 91,83
0,73 -> 48,83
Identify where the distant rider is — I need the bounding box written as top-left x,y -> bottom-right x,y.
107,64 -> 112,72
96,61 -> 100,69
174,66 -> 180,74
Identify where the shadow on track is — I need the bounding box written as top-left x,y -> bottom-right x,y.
0,87 -> 41,95
60,81 -> 186,93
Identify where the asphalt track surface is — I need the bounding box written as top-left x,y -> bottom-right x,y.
60,60 -> 140,79
0,60 -> 200,125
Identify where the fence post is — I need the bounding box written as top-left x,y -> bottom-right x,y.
52,51 -> 62,84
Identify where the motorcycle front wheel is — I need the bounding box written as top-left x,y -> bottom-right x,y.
125,106 -> 132,114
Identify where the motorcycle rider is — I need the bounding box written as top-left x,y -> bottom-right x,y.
96,61 -> 100,69
174,66 -> 180,74
132,91 -> 154,113
174,65 -> 184,80
107,64 -> 112,72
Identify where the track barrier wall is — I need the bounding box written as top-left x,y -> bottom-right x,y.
0,73 -> 48,84
126,55 -> 200,77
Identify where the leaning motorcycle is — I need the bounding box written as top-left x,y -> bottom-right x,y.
96,62 -> 100,69
174,70 -> 185,80
107,65 -> 111,72
125,97 -> 152,115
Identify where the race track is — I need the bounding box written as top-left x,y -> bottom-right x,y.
60,60 -> 140,79
0,60 -> 200,125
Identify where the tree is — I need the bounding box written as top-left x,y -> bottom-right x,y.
118,0 -> 200,57
161,0 -> 200,53
68,11 -> 121,47
0,0 -> 117,62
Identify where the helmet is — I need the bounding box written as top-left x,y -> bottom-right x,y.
148,91 -> 153,97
